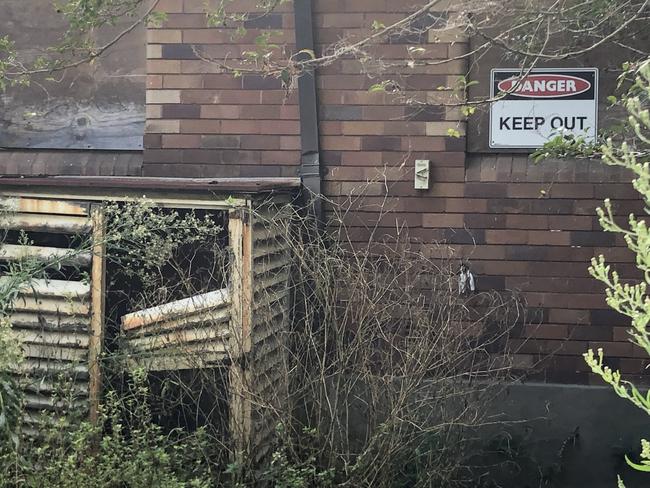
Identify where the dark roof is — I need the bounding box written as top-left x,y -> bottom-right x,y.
0,176 -> 302,193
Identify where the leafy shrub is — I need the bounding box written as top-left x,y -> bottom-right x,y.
0,369 -> 212,488
579,59 -> 650,486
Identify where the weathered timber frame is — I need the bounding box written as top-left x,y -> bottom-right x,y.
0,196 -> 104,425
0,176 -> 297,460
89,205 -> 106,424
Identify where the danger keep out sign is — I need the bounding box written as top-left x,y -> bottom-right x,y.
489,68 -> 598,149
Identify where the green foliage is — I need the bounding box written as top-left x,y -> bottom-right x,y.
104,200 -> 221,275
261,426 -> 335,488
581,59 -> 650,486
0,317 -> 21,450
1,370 -> 212,488
531,134 -> 599,163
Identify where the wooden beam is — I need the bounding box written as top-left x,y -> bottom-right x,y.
2,213 -> 91,233
88,205 -> 106,425
10,296 -> 90,315
0,197 -> 89,216
0,244 -> 92,267
0,278 -> 90,299
229,363 -> 252,466
242,213 -> 253,355
121,288 -> 230,331
228,209 -> 253,356
123,307 -> 231,337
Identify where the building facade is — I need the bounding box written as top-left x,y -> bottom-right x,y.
1,0 -> 646,386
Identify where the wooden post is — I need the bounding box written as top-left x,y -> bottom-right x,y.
227,207 -> 254,464
228,208 -> 253,355
229,363 -> 252,466
88,205 -> 106,424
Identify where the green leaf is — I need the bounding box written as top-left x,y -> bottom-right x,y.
625,455 -> 650,472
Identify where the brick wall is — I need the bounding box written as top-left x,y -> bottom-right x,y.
145,1 -> 642,383
144,0 -> 300,177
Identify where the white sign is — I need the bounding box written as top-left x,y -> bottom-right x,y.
489,68 -> 598,149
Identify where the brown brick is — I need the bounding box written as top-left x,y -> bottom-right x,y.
242,75 -> 283,90
201,105 -> 241,119
570,326 -> 613,341
143,149 -> 182,163
405,105 -> 446,121
162,134 -> 201,148
146,119 -> 181,134
162,43 -> 199,59
240,135 -> 281,150
163,74 -> 203,89
528,230 -> 570,246
588,341 -> 635,358
422,213 -> 464,228
147,60 -> 181,74
444,198 -> 487,213
180,120 -> 221,133
362,105 -> 404,120
506,215 -> 549,230
259,120 -> 300,135
163,13 -> 207,28
464,214 -> 505,229
524,324 -> 569,340
200,75 -> 244,89
182,29 -> 231,44
280,136 -> 300,150
161,104 -> 200,119
147,29 -> 182,44
154,0 -> 183,12
320,121 -> 342,135
200,135 -> 240,149
548,215 -> 593,231
147,44 -> 162,59
146,89 -> 181,104
321,136 -> 361,151
147,75 -> 163,89
341,121 -> 384,135
240,105 -> 280,119
146,105 -> 162,119
319,13 -> 364,27
485,230 -> 528,245
144,133 -> 162,149
243,13 -> 283,28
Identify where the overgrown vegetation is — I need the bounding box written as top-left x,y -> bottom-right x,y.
0,195 -> 524,487
577,59 -> 650,487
